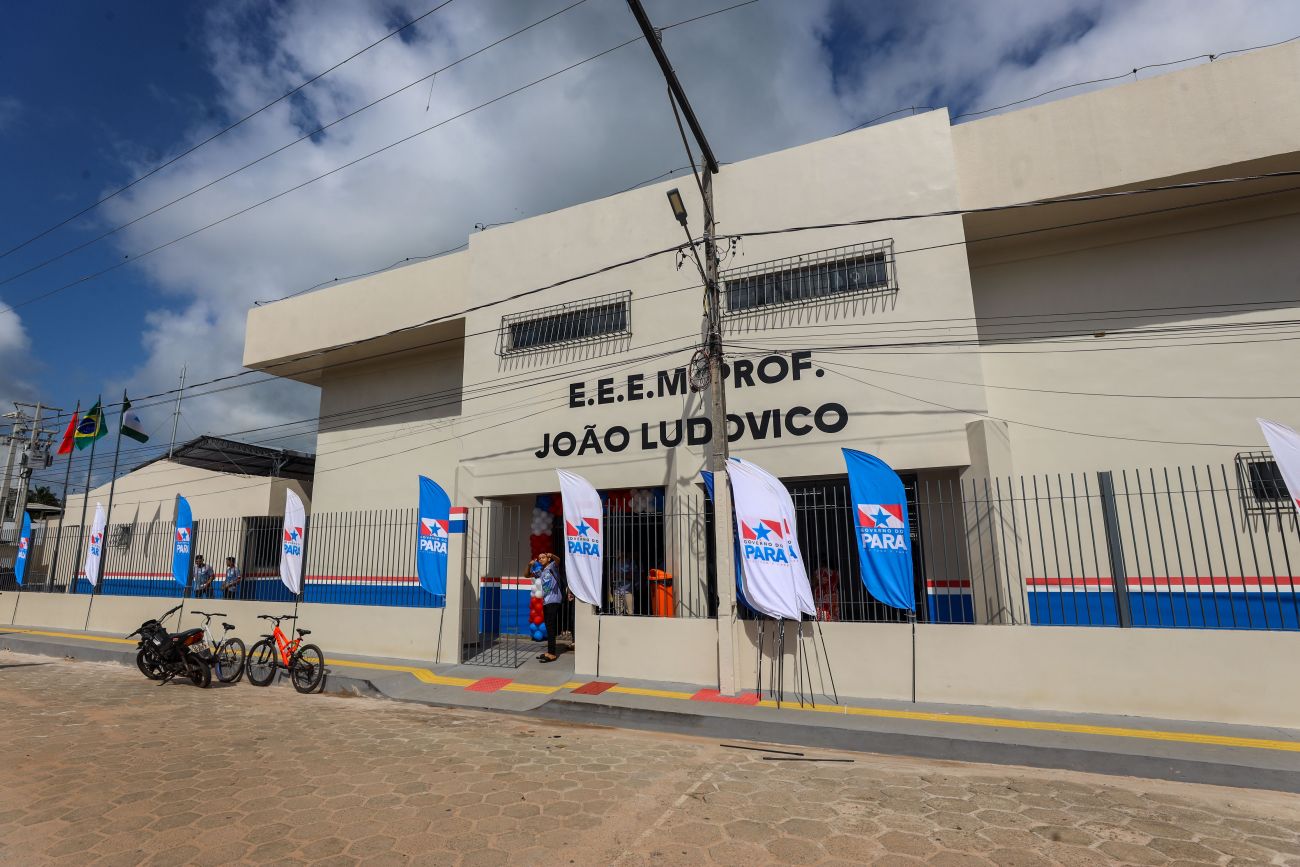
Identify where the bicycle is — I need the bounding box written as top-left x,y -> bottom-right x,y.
245,614 -> 326,694
190,610 -> 247,684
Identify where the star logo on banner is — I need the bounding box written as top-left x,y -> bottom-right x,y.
871,508 -> 894,528
577,521 -> 592,537
753,524 -> 772,541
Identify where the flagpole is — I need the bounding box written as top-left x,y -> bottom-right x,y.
69,396 -> 101,595
99,389 -> 128,588
47,400 -> 80,593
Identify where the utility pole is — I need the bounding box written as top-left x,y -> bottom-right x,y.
626,0 -> 738,693
11,402 -> 48,529
169,365 -> 186,459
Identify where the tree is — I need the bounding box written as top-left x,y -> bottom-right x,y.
27,486 -> 62,508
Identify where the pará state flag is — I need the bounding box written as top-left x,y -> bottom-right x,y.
730,457 -> 815,618
416,476 -> 450,603
74,400 -> 107,450
172,495 -> 193,587
727,458 -> 803,621
842,448 -> 915,611
121,395 -> 149,443
14,511 -> 32,586
83,503 -> 107,587
1258,419 -> 1300,518
280,490 -> 307,595
557,470 -> 602,606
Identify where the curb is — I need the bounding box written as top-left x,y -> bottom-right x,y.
0,633 -> 379,697
531,699 -> 1300,794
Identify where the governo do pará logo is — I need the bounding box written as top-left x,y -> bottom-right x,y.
565,516 -> 600,556
856,503 -> 907,550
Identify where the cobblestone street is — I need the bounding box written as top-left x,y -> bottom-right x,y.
2,652 -> 1299,866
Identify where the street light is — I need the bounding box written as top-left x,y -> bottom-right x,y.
666,188 -> 688,227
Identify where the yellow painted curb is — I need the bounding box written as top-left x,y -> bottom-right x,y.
9,626 -> 1300,754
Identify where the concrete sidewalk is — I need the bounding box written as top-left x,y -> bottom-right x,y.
4,622 -> 1299,794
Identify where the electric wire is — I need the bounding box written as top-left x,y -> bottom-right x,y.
0,0 -> 593,290
0,0 -> 462,261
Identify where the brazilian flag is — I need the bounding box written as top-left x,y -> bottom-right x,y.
74,400 -> 108,450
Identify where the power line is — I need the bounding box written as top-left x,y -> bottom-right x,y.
817,362 -> 1259,450
0,0 -> 462,261
47,342 -> 696,500
840,33 -> 1300,133
0,0 -> 592,290
1,0 -> 756,314
67,167 -> 1300,422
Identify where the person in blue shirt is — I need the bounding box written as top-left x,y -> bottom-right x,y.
537,553 -> 568,662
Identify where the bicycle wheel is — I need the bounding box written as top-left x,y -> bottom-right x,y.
184,654 -> 212,689
290,644 -> 325,694
245,639 -> 278,687
214,637 -> 246,684
136,647 -> 164,681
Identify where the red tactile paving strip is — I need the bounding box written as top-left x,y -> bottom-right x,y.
465,677 -> 512,693
571,681 -> 616,696
691,688 -> 760,706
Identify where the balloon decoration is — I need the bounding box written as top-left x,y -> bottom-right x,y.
530,494 -> 554,559
529,576 -> 547,642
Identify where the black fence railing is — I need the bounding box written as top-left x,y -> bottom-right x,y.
9,462 -> 1300,631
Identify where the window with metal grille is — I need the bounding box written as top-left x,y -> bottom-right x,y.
498,291 -> 631,355
721,240 -> 896,314
1235,451 -> 1291,516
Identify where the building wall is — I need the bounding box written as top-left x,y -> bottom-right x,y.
62,461 -> 310,526
310,342 -> 465,511
968,204 -> 1300,475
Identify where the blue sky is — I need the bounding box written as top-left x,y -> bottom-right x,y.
2,0 -> 1298,492
0,3 -> 212,414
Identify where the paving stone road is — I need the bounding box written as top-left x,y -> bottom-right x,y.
3,651 -> 1300,866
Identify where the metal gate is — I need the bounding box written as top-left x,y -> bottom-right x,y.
460,503 -> 550,667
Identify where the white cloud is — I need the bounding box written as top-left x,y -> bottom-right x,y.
0,298 -> 35,411
88,0 -> 1300,452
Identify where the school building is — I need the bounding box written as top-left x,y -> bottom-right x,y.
9,42 -> 1300,727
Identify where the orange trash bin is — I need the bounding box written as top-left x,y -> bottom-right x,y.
648,569 -> 675,618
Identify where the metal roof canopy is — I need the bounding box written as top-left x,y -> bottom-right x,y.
134,435 -> 315,482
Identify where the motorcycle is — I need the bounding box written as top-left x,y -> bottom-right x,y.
128,603 -> 212,688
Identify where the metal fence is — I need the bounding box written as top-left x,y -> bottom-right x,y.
788,465 -> 1300,630
14,509 -> 437,608
9,461 -> 1300,632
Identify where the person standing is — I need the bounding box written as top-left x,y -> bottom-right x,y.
221,557 -> 243,599
538,553 -> 564,663
193,555 -> 216,599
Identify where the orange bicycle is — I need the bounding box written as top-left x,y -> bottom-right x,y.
245,613 -> 325,694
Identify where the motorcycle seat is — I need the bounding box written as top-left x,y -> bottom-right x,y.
171,628 -> 203,643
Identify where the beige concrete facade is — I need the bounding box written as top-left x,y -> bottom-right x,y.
110,39 -> 1300,721
245,42 -> 1300,512
62,460 -> 310,526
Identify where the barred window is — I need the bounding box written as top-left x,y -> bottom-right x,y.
498,291 -> 631,355
722,240 -> 896,314
1235,451 -> 1291,517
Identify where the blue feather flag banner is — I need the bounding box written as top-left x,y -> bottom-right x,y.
842,448 -> 915,611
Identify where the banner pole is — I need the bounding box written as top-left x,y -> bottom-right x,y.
794,619 -> 804,708
910,611 -> 917,704
755,618 -> 764,697
98,390 -> 128,589
775,618 -> 783,710
47,400 -> 79,593
813,619 -> 838,704
10,570 -> 24,626
69,398 -> 100,594
595,608 -> 603,679
800,621 -> 815,709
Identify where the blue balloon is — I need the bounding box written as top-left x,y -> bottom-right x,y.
536,494 -> 552,510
